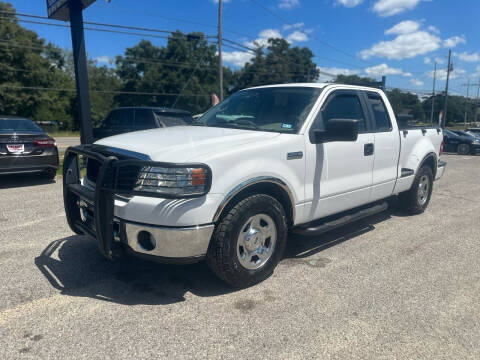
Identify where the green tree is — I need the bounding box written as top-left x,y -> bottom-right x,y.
386,89 -> 426,122
233,38 -> 319,91
115,32 -> 227,113
0,2 -> 74,127
334,74 -> 378,86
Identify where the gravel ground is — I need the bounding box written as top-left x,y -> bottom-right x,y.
0,154 -> 479,359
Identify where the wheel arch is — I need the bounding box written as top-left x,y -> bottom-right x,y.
418,152 -> 438,178
212,177 -> 295,227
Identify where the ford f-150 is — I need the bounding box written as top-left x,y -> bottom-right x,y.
63,83 -> 446,287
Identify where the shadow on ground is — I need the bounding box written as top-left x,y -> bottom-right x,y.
36,209 -> 396,306
0,173 -> 56,189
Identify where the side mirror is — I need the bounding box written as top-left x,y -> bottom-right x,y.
312,118 -> 359,144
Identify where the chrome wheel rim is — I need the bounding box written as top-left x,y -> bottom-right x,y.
236,214 -> 277,270
417,175 -> 430,206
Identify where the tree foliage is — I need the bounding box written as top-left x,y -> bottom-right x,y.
0,2 -> 477,130
233,38 -> 319,91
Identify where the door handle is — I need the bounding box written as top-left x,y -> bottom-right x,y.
364,143 -> 374,156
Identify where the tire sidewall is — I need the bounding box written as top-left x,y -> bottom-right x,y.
414,166 -> 434,211
457,143 -> 470,155
223,195 -> 287,284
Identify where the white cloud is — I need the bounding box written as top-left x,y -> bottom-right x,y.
427,25 -> 440,34
222,51 -> 255,67
455,51 -> 480,62
360,31 -> 441,60
283,22 -> 304,30
335,0 -> 363,7
427,68 -> 466,80
245,28 -> 283,48
434,57 -> 445,64
278,0 -> 299,10
423,57 -> 431,64
286,30 -> 308,43
410,78 -> 424,86
373,0 -> 422,17
443,36 -> 466,48
364,63 -> 412,77
385,20 -> 420,35
95,56 -> 113,65
317,67 -> 359,82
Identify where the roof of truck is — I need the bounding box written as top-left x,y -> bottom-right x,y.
113,107 -> 191,115
246,83 -> 384,92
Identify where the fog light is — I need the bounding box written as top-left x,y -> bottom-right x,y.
137,231 -> 156,251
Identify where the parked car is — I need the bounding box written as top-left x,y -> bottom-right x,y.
0,116 -> 59,179
466,127 -> 480,137
443,129 -> 480,155
93,107 -> 194,140
63,83 -> 445,287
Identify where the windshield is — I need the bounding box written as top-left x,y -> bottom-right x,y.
0,118 -> 44,134
198,87 -> 322,133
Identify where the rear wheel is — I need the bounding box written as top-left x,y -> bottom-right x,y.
41,168 -> 56,181
398,165 -> 433,214
457,143 -> 470,155
207,194 -> 288,287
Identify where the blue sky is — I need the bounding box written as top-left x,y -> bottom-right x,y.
8,0 -> 480,96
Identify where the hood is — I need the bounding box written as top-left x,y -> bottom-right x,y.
95,126 -> 280,162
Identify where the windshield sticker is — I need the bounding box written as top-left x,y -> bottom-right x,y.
281,123 -> 293,129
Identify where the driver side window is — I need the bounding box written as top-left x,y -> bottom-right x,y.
322,93 -> 366,132
311,92 -> 367,134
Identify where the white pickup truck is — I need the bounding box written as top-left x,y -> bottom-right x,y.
63,83 -> 446,287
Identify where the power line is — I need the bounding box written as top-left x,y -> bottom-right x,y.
95,1 -> 257,41
0,84 -> 210,97
0,16 -> 218,43
247,0 -> 372,66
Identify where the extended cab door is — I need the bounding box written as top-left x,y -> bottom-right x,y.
362,91 -> 401,202
304,89 -> 375,220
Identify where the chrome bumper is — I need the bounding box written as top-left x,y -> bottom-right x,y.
123,222 -> 214,259
435,160 -> 446,180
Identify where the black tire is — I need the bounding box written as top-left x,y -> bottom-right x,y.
206,194 -> 288,288
457,143 -> 470,155
398,165 -> 434,214
41,169 -> 56,181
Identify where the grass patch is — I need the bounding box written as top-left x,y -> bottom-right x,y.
48,131 -> 80,138
56,151 -> 64,176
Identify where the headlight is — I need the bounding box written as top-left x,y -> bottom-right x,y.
473,140 -> 480,145
134,165 -> 211,197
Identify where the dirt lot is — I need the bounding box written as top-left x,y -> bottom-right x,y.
0,154 -> 479,359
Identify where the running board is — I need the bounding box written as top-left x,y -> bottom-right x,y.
293,201 -> 388,236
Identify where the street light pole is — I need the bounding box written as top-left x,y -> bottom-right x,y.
217,0 -> 224,101
69,0 -> 93,144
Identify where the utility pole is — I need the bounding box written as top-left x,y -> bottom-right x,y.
464,78 -> 470,127
430,62 -> 437,124
442,50 -> 452,128
475,78 -> 480,125
217,0 -> 224,101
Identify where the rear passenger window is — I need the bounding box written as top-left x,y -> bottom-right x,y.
322,93 -> 366,132
367,92 -> 392,132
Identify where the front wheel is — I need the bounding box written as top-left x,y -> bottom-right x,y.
206,194 -> 288,287
457,143 -> 470,155
398,165 -> 433,214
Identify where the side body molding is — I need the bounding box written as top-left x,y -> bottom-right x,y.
212,176 -> 296,223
